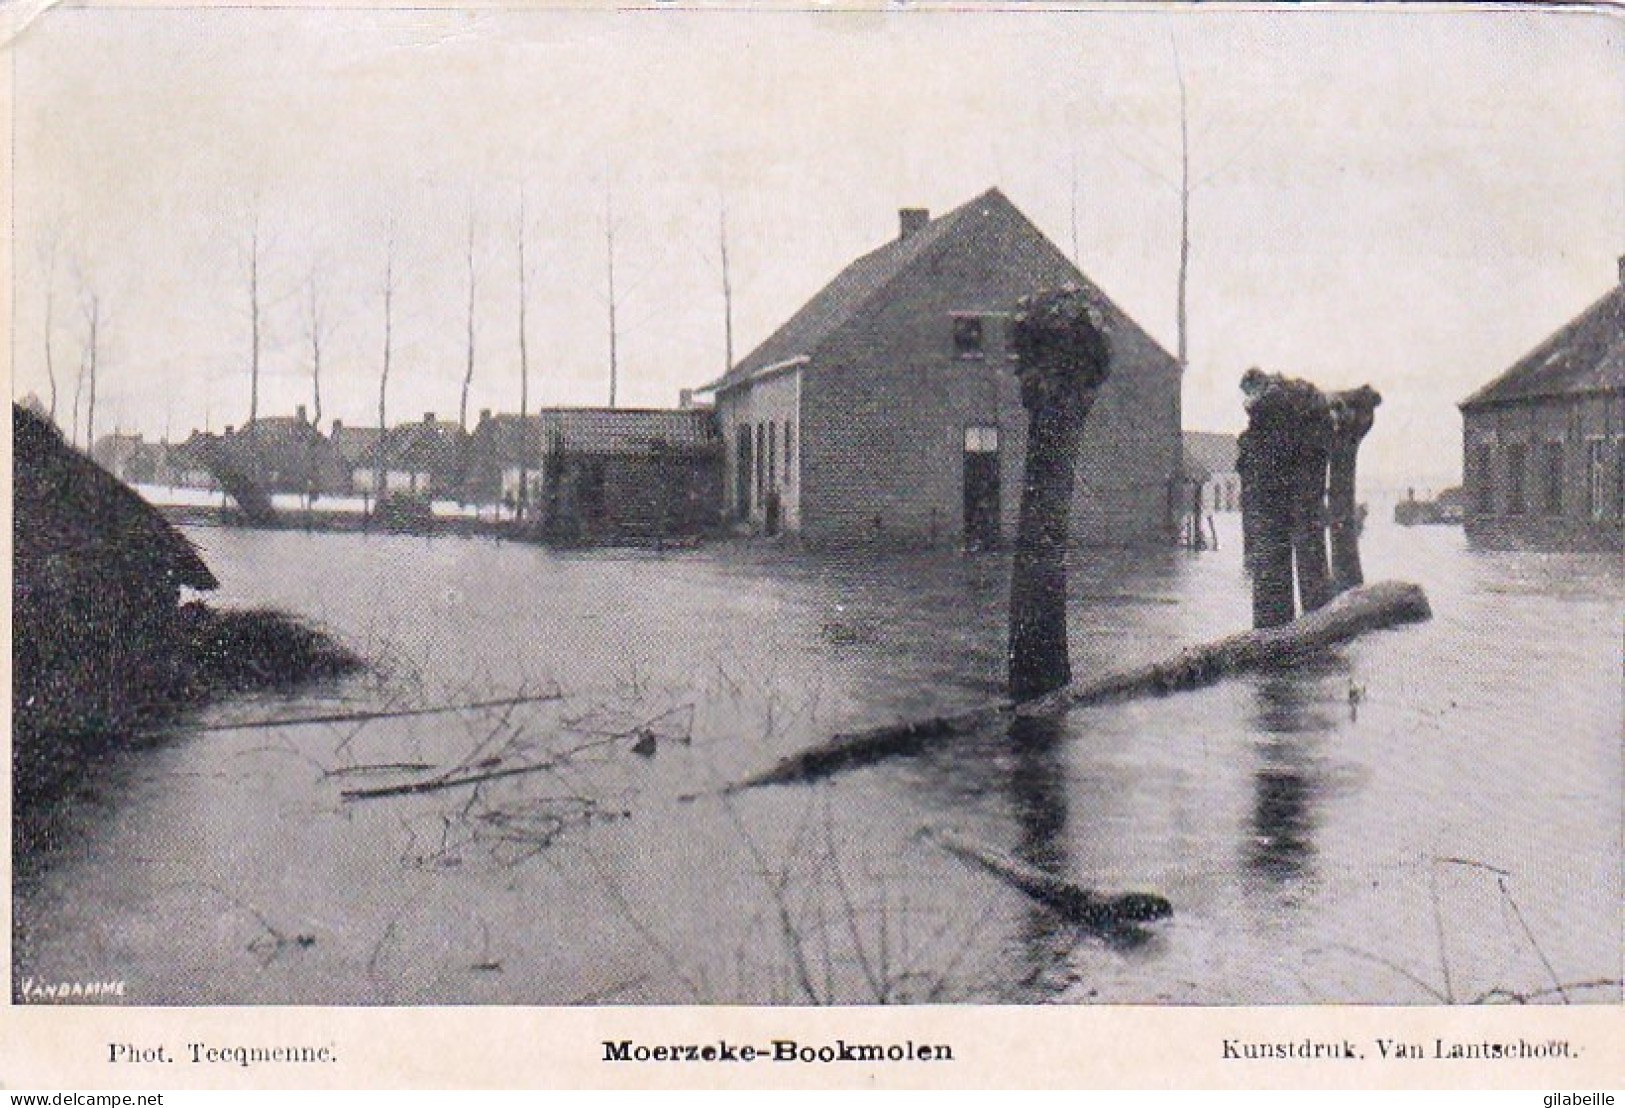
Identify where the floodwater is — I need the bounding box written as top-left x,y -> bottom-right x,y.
14,514 -> 1621,1005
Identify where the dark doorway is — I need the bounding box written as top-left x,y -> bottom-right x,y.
963,426 -> 1001,550
735,433 -> 752,519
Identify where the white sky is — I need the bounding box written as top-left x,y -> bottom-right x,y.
9,3 -> 1623,490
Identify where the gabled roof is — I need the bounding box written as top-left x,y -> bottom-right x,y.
707,191 -> 996,392
1183,431 -> 1238,478
330,426 -> 384,466
475,408 -> 719,462
703,186 -> 1179,393
1460,281 -> 1625,410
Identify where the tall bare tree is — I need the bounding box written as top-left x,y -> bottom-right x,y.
515,189 -> 531,520
374,232 -> 396,504
248,216 -> 263,443
305,271 -> 327,429
459,202 -> 479,434
81,290 -> 101,454
71,348 -> 86,449
605,186 -> 619,409
719,200 -> 735,375
39,234 -> 60,422
1172,36 -> 1190,369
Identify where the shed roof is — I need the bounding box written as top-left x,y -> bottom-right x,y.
1460,281 -> 1625,410
1183,431 -> 1238,479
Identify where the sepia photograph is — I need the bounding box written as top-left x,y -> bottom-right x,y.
8,0 -> 1621,1027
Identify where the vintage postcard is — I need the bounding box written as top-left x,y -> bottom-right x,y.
4,0 -> 1621,1090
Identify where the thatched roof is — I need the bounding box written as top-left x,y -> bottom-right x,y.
14,404 -> 217,593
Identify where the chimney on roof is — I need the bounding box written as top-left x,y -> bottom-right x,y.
331,419 -> 343,435
225,425 -> 235,436
478,408 -> 492,426
423,412 -> 435,424
679,389 -> 695,410
296,404 -> 308,423
899,208 -> 930,241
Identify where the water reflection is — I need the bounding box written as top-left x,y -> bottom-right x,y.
1245,674 -> 1327,887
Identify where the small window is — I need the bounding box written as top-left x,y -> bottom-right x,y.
1474,444 -> 1495,515
952,315 -> 985,358
1586,440 -> 1605,521
1542,442 -> 1564,515
1506,443 -> 1526,516
964,426 -> 999,454
784,421 -> 794,486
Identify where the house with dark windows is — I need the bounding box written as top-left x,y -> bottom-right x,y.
696,187 -> 1183,548
1459,261 -> 1624,551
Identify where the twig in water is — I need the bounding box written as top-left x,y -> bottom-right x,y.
164,691 -> 565,738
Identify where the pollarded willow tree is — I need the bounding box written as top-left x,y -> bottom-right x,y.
1007,285 -> 1113,702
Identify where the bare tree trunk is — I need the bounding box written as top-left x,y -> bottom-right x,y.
1007,288 -> 1112,702
1327,386 -> 1382,594
375,236 -> 394,506
605,187 -> 618,409
248,219 -> 261,447
41,240 -> 58,422
71,350 -> 85,449
719,201 -> 734,374
307,274 -> 324,428
1174,39 -> 1190,369
459,203 -> 477,434
83,294 -> 100,454
516,190 -> 530,523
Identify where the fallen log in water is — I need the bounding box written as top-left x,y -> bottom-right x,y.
729,580 -> 1429,792
923,826 -> 1172,927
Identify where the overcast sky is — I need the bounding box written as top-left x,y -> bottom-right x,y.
10,4 -> 1622,490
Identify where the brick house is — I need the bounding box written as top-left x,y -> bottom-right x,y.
697,187 -> 1183,549
382,413 -> 467,498
1459,263 -> 1624,551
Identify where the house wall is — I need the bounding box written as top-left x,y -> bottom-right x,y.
1461,391 -> 1624,551
796,202 -> 1181,549
717,368 -> 801,533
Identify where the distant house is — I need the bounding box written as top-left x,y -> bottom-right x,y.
14,404 -> 218,747
1459,263 -> 1624,551
1183,431 -> 1240,512
382,413 -> 467,498
466,407 -> 723,540
218,406 -> 347,497
696,187 -> 1182,548
329,421 -> 385,496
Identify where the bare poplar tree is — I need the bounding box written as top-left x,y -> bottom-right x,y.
459,201 -> 478,434
39,233 -> 60,422
515,188 -> 530,521
248,215 -> 263,443
81,290 -> 101,455
305,272 -> 326,428
1172,36 -> 1190,369
605,186 -> 619,409
374,232 -> 396,504
719,200 -> 735,374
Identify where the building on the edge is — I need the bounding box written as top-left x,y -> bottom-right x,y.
1458,259 -> 1624,551
695,187 -> 1183,549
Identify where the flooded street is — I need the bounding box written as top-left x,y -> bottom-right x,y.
14,515 -> 1621,1005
